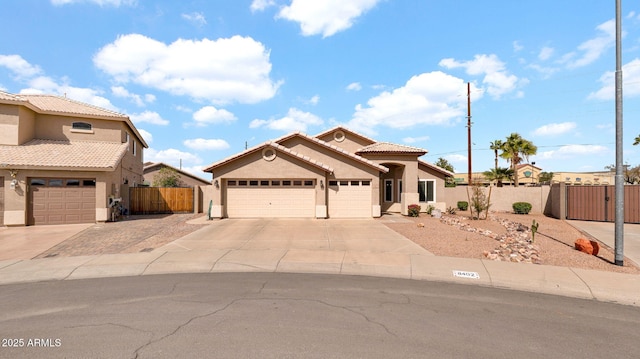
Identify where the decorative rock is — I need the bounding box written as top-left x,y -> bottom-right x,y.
417,223 -> 425,228
575,238 -> 594,255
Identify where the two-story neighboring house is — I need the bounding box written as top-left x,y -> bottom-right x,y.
0,91 -> 148,226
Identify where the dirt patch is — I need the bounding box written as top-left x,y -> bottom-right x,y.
382,211 -> 639,275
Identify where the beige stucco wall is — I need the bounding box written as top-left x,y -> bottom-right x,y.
441,185 -> 551,214
316,131 -> 373,153
34,114 -> 124,142
0,104 -> 20,145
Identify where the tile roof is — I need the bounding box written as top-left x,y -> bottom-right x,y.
314,125 -> 378,144
144,162 -> 210,184
19,94 -> 128,119
275,132 -> 389,173
0,139 -> 128,170
357,142 -> 427,154
203,141 -> 334,174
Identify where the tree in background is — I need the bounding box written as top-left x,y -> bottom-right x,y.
489,139 -> 503,170
634,134 -> 640,146
435,157 -> 454,172
500,133 -> 537,187
538,171 -> 554,184
152,167 -> 182,187
483,167 -> 513,187
605,164 -> 640,184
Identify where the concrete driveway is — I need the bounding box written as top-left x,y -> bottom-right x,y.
0,224 -> 93,261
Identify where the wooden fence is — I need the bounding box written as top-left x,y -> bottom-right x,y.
566,185 -> 640,223
129,187 -> 194,214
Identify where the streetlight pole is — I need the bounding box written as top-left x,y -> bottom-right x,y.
467,82 -> 472,185
614,0 -> 624,266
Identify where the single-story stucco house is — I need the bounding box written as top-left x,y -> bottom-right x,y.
203,127 -> 453,218
0,91 -> 147,226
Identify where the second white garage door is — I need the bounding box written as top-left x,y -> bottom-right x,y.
328,180 -> 372,218
226,179 -> 316,218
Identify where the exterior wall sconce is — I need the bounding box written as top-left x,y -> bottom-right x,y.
214,179 -> 219,188
320,180 -> 324,189
8,169 -> 18,178
10,179 -> 18,190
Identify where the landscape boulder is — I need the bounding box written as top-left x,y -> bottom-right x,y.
574,238 -> 600,256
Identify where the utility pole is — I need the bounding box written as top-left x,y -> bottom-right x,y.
614,0 -> 624,266
467,82 -> 472,185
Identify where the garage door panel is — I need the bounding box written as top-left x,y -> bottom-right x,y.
227,186 -> 315,218
329,180 -> 372,218
30,178 -> 96,225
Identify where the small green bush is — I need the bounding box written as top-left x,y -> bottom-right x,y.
457,201 -> 469,211
425,204 -> 435,215
512,202 -> 532,214
446,206 -> 457,214
408,204 -> 421,217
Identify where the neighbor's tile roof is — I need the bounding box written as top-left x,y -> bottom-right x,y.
18,94 -> 128,119
203,141 -> 334,173
0,139 -> 128,170
357,142 -> 427,154
275,132 -> 389,173
314,126 -> 377,145
0,91 -> 23,101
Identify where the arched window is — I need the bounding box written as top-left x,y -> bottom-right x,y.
72,122 -> 92,131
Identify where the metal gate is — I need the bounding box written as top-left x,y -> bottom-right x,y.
129,187 -> 194,214
566,185 -> 640,223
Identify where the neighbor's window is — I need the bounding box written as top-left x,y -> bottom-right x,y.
72,122 -> 92,131
133,141 -> 137,156
418,179 -> 435,202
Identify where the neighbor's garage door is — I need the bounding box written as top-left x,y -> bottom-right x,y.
29,178 -> 96,225
226,179 -> 315,218
328,179 -> 372,218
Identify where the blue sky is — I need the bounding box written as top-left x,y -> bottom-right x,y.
1,0 -> 639,180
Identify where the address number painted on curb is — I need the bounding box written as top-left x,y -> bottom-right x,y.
452,270 -> 480,279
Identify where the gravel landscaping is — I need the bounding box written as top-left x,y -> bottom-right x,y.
382,211 -> 640,275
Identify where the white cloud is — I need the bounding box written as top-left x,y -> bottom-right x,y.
137,129 -> 153,144
403,135 -> 430,144
183,138 -> 230,151
346,82 -> 362,91
250,107 -> 323,132
145,148 -> 202,166
348,71 -> 473,135
181,165 -> 210,181
532,122 -> 577,136
277,0 -> 380,38
538,47 -> 554,61
446,154 -> 467,163
192,106 -> 237,126
182,12 -> 206,27
0,54 -> 42,78
560,19 -> 616,69
588,58 -> 640,100
513,41 -> 524,52
308,95 -> 320,105
537,144 -> 609,160
439,54 -> 521,99
94,34 -> 282,104
130,110 -> 169,125
111,86 -> 155,106
250,0 -> 276,12
51,0 -> 136,6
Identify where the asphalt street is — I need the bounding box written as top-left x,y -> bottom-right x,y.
1,273 -> 638,359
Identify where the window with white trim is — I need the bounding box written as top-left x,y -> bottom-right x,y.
418,179 -> 435,202
398,179 -> 403,201
133,140 -> 137,156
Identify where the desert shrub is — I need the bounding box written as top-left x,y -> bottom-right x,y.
408,204 -> 421,217
425,204 -> 435,215
469,182 -> 491,220
446,206 -> 457,214
512,202 -> 532,214
457,201 -> 468,211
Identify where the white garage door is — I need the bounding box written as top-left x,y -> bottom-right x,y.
328,179 -> 372,218
226,179 -> 315,218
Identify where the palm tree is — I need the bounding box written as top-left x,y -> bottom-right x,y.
483,167 -> 514,187
489,140 -> 503,170
499,133 -> 537,187
634,135 -> 640,146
